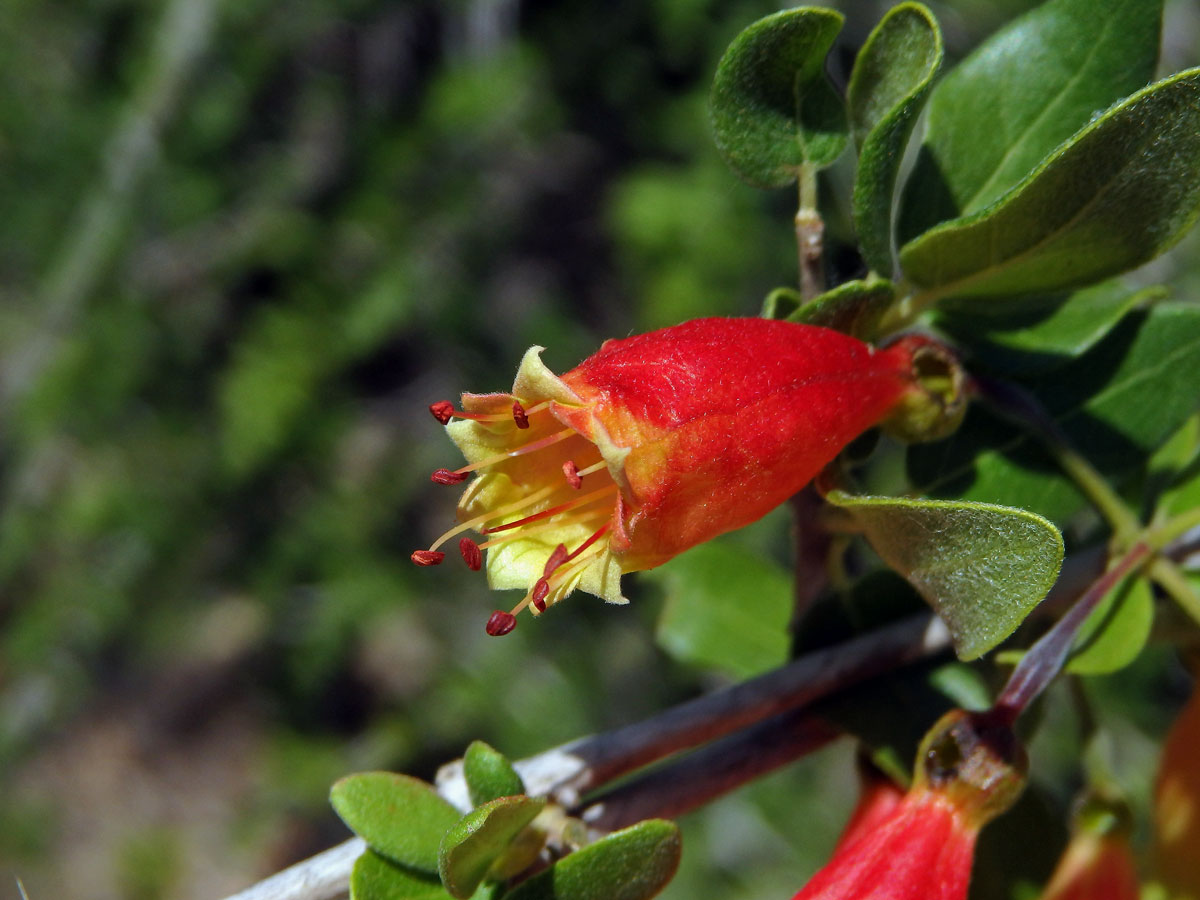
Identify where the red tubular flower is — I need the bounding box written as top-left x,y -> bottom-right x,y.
414,317 -> 941,634
1154,683 -> 1200,897
832,757 -> 907,856
793,711 -> 1026,900
1040,797 -> 1139,900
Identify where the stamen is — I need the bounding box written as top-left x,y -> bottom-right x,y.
543,544 -> 569,577
482,485 -> 617,534
432,468 -> 469,485
540,523 -> 612,582
563,460 -> 582,489
553,541 -> 607,586
541,541 -> 609,608
427,485 -> 556,551
476,509 -> 609,551
453,428 -> 577,476
486,610 -> 517,636
531,579 -> 550,612
411,550 -> 446,566
459,537 -> 482,571
578,460 -> 607,477
564,522 -> 611,564
429,399 -> 552,426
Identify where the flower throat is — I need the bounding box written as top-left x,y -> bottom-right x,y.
412,398 -> 617,635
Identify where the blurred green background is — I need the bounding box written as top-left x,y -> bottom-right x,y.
2,1 -> 1196,898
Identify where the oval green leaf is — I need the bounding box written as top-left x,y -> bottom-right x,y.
503,820 -> 682,900
463,741 -> 525,807
350,850 -> 451,900
848,2 -> 942,274
899,0 -> 1162,240
898,68 -> 1200,301
761,286 -> 804,321
1067,577 -> 1154,675
909,303 -> 1200,525
710,8 -> 847,187
936,282 -> 1165,375
650,541 -> 792,680
787,278 -> 896,340
439,796 -> 547,899
826,490 -> 1064,660
331,772 -> 462,874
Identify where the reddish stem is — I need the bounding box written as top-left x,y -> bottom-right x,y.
993,542 -> 1151,722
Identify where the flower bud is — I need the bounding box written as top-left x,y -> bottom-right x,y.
878,335 -> 968,444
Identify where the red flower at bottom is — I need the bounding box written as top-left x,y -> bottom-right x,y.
797,789 -> 976,900
793,711 -> 1026,900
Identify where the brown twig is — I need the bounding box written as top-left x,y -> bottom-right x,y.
577,709 -> 842,832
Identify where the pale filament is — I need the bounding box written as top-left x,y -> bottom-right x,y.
454,400 -> 550,422
427,484 -> 556,551
453,428 -> 576,476
483,484 -> 618,534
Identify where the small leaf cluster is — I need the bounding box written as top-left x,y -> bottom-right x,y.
331,742 -> 681,900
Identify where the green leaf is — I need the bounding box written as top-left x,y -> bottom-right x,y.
899,0 -> 1162,240
351,850 -> 450,900
826,490 -> 1064,660
909,303 -> 1200,524
848,2 -> 942,274
331,772 -> 462,873
503,820 -> 682,900
463,741 -> 526,807
761,286 -> 804,321
439,796 -> 546,899
710,8 -> 848,187
786,278 -> 896,340
937,282 -> 1165,375
650,541 -> 792,679
898,68 -> 1200,301
1067,577 -> 1154,675
1158,419 -> 1200,518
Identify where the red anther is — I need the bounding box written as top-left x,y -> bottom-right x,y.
459,537 -> 482,571
410,549 -> 446,566
563,460 -> 582,489
512,401 -> 530,429
486,610 -> 517,636
431,468 -> 468,485
543,543 -> 569,577
531,578 -> 550,612
429,401 -> 455,424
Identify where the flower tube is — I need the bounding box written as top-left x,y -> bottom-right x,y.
414,317 -> 947,634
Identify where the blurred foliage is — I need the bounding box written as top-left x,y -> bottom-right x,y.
0,1 -> 1196,899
